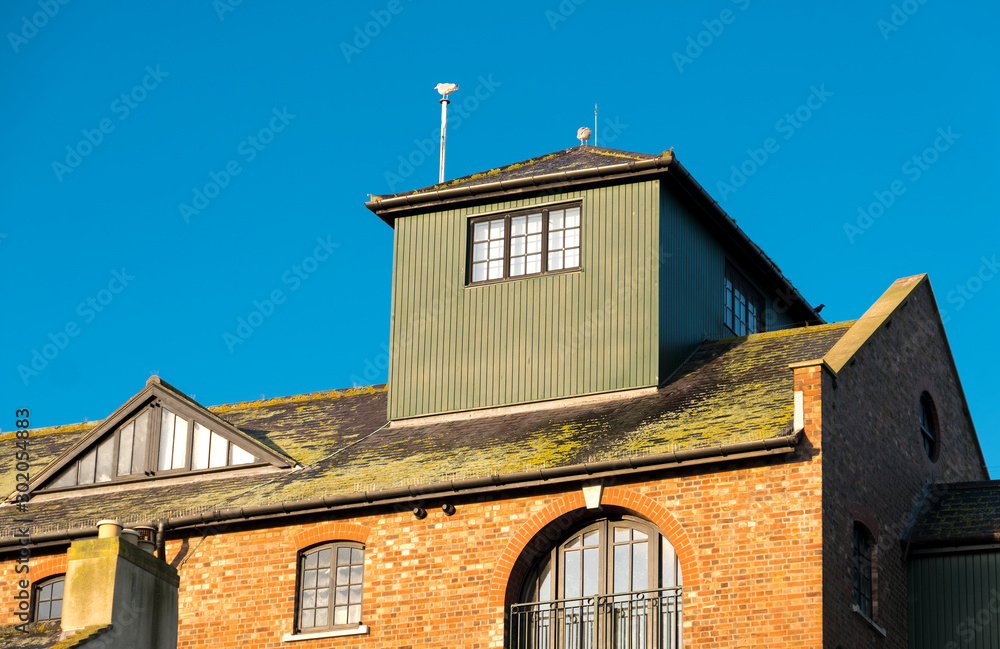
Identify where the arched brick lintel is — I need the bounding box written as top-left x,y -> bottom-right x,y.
487,487 -> 699,609
32,553 -> 68,583
289,522 -> 370,552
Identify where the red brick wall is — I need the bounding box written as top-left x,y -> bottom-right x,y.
820,281 -> 986,648
2,449 -> 827,648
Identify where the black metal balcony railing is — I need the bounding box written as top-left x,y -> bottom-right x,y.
510,587 -> 682,649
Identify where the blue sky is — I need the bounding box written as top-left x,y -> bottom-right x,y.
2,1 -> 998,474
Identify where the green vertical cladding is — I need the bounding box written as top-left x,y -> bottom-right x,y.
387,182 -> 661,420
908,552 -> 1000,649
658,189 -> 798,381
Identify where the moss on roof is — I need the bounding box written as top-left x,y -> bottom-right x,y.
0,323 -> 853,541
374,145 -> 664,199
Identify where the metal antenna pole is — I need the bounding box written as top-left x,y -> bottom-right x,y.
594,104 -> 598,147
439,95 -> 449,183
434,83 -> 459,183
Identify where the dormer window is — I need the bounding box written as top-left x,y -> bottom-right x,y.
467,204 -> 582,285
34,377 -> 290,493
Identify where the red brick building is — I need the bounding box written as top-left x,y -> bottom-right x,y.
1,146 -> 992,648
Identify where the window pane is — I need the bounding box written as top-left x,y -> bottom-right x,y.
302,589 -> 315,608
52,581 -> 64,599
473,242 -> 488,262
191,423 -> 210,471
50,467 -> 76,488
171,415 -> 189,469
526,255 -> 541,275
350,565 -> 363,584
510,256 -> 525,276
348,604 -> 361,624
304,552 -> 318,570
488,260 -> 503,280
335,586 -> 349,605
527,214 -> 542,233
209,432 -> 228,468
337,547 -> 351,565
317,587 -> 329,608
473,222 -> 489,242
317,568 -> 330,588
548,251 -> 563,271
511,215 -> 526,235
334,607 -> 347,626
337,566 -> 350,586
564,248 -> 580,269
132,410 -> 148,475
158,409 -> 175,471
510,237 -> 525,257
489,239 -> 504,259
538,561 -> 552,601
583,547 -> 599,596
614,544 -> 629,592
352,548 -> 363,564
117,421 -> 135,476
526,233 -> 541,254
549,209 -> 564,230
564,551 -> 581,598
95,436 -> 114,483
318,549 -> 332,567
549,230 -> 563,250
614,527 -> 630,542
349,584 -> 362,603
564,228 -> 580,249
300,609 -> 315,629
472,262 -> 487,283
50,600 -> 62,619
489,219 -> 504,239
230,445 -> 255,465
38,602 -> 50,621
304,571 -> 316,589
316,608 -> 329,627
565,207 -> 580,227
633,541 -> 648,589
78,448 -> 97,484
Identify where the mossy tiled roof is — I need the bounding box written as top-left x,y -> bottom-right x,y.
376,145 -> 664,199
908,481 -> 1000,547
0,322 -> 852,542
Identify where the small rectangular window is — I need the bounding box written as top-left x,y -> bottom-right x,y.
468,204 -> 582,285
299,543 -> 365,632
724,262 -> 765,335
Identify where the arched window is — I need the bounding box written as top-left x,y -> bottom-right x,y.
295,542 -> 364,633
511,516 -> 682,648
33,575 -> 65,622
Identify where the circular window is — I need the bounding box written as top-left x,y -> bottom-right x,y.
919,392 -> 938,461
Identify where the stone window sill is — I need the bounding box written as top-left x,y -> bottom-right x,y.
282,625 -> 369,642
852,604 -> 887,637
